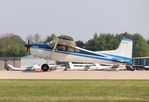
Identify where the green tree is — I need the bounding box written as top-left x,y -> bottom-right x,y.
132,34 -> 149,57
0,34 -> 26,57
26,33 -> 41,44
85,33 -> 149,57
85,33 -> 116,51
75,40 -> 85,48
33,33 -> 41,43
45,33 -> 56,43
147,39 -> 149,45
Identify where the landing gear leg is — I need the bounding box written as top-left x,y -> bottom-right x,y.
46,59 -> 49,64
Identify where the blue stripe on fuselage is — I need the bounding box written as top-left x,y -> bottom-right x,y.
100,53 -> 131,61
32,44 -> 49,49
79,49 -> 105,57
55,50 -> 131,64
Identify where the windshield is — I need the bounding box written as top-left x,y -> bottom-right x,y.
47,41 -> 55,49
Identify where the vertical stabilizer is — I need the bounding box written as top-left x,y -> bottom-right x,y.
99,38 -> 133,58
116,38 -> 133,58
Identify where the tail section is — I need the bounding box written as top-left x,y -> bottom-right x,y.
116,38 -> 133,58
100,38 -> 133,58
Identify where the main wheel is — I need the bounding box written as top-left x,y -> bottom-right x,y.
41,64 -> 49,71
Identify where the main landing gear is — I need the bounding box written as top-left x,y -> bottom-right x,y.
41,64 -> 49,71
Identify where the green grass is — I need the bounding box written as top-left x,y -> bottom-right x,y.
0,80 -> 149,102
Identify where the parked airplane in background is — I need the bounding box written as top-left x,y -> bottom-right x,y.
25,35 -> 133,71
68,62 -> 114,71
7,64 -> 59,72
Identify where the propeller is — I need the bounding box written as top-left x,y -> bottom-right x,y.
25,39 -> 32,53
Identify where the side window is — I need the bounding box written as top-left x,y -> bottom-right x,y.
57,45 -> 66,51
49,42 -> 55,49
75,49 -> 80,53
67,47 -> 75,52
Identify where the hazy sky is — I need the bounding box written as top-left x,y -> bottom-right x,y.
0,0 -> 149,41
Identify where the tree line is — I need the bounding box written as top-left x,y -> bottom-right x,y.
0,32 -> 149,57
84,32 -> 149,57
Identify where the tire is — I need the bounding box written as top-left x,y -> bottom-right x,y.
41,64 -> 49,71
131,66 -> 135,71
131,68 -> 135,71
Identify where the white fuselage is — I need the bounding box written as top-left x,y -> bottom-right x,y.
28,37 -> 132,65
30,47 -> 124,65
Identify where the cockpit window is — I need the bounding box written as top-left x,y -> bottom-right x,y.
57,45 -> 66,51
56,44 -> 80,53
67,47 -> 75,52
75,49 -> 80,53
48,41 -> 55,49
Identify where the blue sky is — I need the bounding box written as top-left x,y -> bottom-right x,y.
0,0 -> 149,41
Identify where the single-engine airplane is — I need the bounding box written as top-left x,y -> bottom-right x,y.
25,35 -> 133,71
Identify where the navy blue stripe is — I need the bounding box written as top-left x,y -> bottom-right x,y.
32,44 -> 49,49
100,53 -> 131,60
79,49 -> 105,57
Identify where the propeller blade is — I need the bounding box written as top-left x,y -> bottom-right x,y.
25,39 -> 31,53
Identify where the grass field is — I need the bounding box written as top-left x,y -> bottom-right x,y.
0,80 -> 149,102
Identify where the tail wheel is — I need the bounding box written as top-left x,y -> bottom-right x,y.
41,64 -> 49,71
